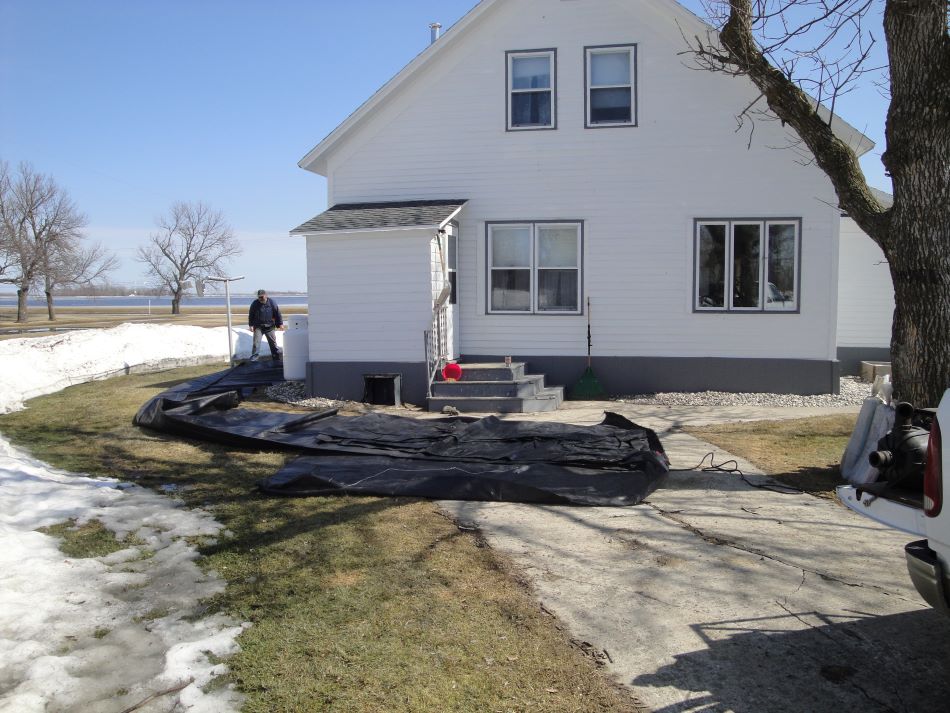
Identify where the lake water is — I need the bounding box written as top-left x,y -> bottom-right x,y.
0,294 -> 308,308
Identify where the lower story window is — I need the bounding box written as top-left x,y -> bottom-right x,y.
488,221 -> 582,314
694,219 -> 800,312
447,231 -> 457,304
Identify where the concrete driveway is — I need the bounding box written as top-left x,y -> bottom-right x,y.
439,403 -> 950,712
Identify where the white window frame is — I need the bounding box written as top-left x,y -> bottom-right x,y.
764,220 -> 801,312
585,44 -> 637,128
730,221 -> 764,311
693,218 -> 801,313
506,49 -> 557,131
487,221 -> 582,315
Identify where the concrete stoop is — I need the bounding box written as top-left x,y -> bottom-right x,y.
427,362 -> 563,413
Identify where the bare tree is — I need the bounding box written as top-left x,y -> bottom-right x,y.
137,201 -> 241,314
0,161 -> 88,323
41,240 -> 119,320
685,0 -> 949,405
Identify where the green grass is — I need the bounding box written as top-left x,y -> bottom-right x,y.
686,414 -> 858,497
0,366 -> 638,712
38,518 -> 143,558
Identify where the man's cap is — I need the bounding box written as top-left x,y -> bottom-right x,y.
257,289 -> 266,296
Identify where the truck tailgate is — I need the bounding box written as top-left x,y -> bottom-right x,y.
837,485 -> 928,536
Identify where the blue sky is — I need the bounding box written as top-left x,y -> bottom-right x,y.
0,0 -> 891,293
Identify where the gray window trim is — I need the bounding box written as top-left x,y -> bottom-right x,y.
505,48 -> 558,132
485,220 -> 584,315
692,217 -> 803,314
584,43 -> 638,129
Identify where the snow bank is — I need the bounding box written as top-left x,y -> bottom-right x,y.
0,323 -> 258,712
0,322 -> 279,414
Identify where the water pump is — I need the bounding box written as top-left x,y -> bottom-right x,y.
868,401 -> 931,490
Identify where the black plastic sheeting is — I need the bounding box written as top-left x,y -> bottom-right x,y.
134,362 -> 670,506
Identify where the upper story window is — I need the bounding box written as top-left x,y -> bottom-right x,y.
507,49 -> 556,130
694,219 -> 800,313
585,45 -> 636,127
487,221 -> 582,314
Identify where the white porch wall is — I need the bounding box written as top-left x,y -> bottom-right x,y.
306,228 -> 433,361
429,228 -> 456,360
319,0 -> 846,362
837,217 -> 894,348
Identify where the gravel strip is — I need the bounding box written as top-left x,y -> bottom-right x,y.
613,376 -> 871,408
269,377 -> 872,410
265,381 -> 347,410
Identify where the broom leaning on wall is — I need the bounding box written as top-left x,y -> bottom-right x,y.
567,296 -> 605,399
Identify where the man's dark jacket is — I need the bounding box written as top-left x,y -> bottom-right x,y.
249,297 -> 283,330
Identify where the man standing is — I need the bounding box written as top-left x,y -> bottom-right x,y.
248,289 -> 284,362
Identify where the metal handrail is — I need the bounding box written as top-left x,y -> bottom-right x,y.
425,287 -> 451,398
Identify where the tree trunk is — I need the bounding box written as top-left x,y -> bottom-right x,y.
16,287 -> 29,323
884,215 -> 950,408
880,0 -> 950,407
171,291 -> 182,315
45,290 -> 56,321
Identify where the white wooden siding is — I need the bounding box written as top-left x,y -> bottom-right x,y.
306,228 -> 433,361
837,217 -> 894,348
312,0 -> 846,362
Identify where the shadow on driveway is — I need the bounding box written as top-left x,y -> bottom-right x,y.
633,607 -> 950,712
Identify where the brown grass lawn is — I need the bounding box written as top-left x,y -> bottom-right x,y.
0,366 -> 640,712
685,414 -> 859,498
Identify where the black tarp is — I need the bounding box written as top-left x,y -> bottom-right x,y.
134,362 -> 669,506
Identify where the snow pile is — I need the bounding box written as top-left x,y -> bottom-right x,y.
0,322 -> 278,414
0,323 -> 255,712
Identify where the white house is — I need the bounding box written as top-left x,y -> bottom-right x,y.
836,189 -> 895,375
291,0 -> 877,404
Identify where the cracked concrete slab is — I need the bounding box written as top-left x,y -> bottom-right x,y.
439,406 -> 950,713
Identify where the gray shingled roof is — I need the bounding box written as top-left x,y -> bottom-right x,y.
291,199 -> 467,234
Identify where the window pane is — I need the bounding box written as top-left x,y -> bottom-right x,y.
449,272 -> 457,305
733,224 -> 762,308
512,55 -> 551,89
538,226 -> 578,267
491,269 -> 531,311
491,226 -> 531,267
590,88 -> 632,124
766,223 -> 797,310
538,269 -> 578,311
591,51 -> 630,86
447,234 -> 457,270
697,224 -> 726,308
511,91 -> 552,127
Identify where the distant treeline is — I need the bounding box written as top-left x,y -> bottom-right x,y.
54,283 -> 168,297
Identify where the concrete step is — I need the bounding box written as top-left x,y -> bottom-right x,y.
431,375 -> 546,398
447,362 -> 526,381
428,386 -> 564,414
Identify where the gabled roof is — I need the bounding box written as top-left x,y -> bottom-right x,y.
298,0 -> 502,176
298,0 -> 875,176
291,199 -> 468,235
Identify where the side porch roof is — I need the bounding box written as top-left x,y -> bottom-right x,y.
291,199 -> 467,235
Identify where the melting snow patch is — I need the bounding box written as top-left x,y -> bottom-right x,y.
0,437 -> 247,712
0,323 -> 253,712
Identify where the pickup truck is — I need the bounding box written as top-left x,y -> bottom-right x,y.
838,388 -> 949,615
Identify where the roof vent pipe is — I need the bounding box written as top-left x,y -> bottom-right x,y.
429,22 -> 442,44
